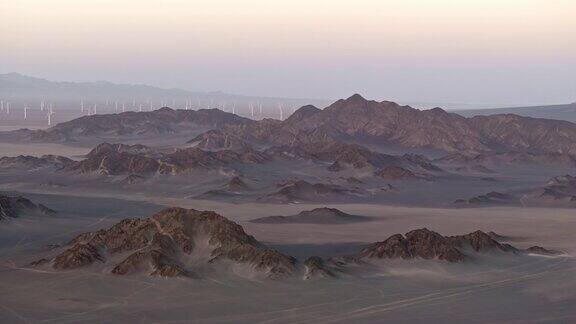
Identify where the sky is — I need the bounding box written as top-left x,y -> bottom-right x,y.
1,0 -> 576,107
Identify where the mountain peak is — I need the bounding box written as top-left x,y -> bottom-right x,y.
346,93 -> 367,102
284,105 -> 321,123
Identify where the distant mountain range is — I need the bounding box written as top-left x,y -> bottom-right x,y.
5,94 -> 576,157
4,72 -> 575,123
0,73 -> 331,114
456,103 -> 576,123
210,94 -> 576,155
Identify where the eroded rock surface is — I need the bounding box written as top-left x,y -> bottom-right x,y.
251,207 -> 371,224
0,195 -> 56,220
36,207 -> 296,279
358,228 -> 520,263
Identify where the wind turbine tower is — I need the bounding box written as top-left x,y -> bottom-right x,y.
278,103 -> 284,121
48,110 -> 54,126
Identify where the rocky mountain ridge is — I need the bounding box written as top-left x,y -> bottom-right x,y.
33,207 -> 296,279
31,208 -> 560,280
0,194 -> 55,220
5,94 -> 576,157
209,94 -> 576,155
251,207 -> 371,224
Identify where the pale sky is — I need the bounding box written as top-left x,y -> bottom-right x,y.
1,0 -> 576,106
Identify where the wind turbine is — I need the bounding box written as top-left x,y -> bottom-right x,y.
278,103 -> 284,121
47,104 -> 55,126
48,110 -> 54,126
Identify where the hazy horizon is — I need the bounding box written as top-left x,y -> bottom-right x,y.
2,0 -> 576,106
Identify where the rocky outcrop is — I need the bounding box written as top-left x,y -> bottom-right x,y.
526,246 -> 562,256
264,140 -> 440,173
35,207 -> 296,279
53,243 -> 104,269
0,195 -> 55,220
72,143 -> 162,175
303,256 -> 336,280
539,175 -> 576,201
436,152 -> 576,169
261,180 -> 359,203
374,166 -> 418,180
360,229 -> 466,262
13,107 -> 254,142
251,207 -> 370,224
447,230 -> 518,254
0,155 -> 73,170
358,228 -> 520,263
84,143 -> 156,158
197,177 -> 251,199
72,143 -> 269,176
225,177 -> 249,191
454,191 -> 518,205
454,175 -> 576,207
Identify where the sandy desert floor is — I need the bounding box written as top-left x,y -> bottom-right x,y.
0,190 -> 574,323
0,131 -> 574,323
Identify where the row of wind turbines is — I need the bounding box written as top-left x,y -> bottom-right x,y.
77,98 -> 298,120
0,97 -> 300,126
0,100 -> 56,126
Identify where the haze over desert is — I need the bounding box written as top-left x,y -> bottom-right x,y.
1,1 -> 575,323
